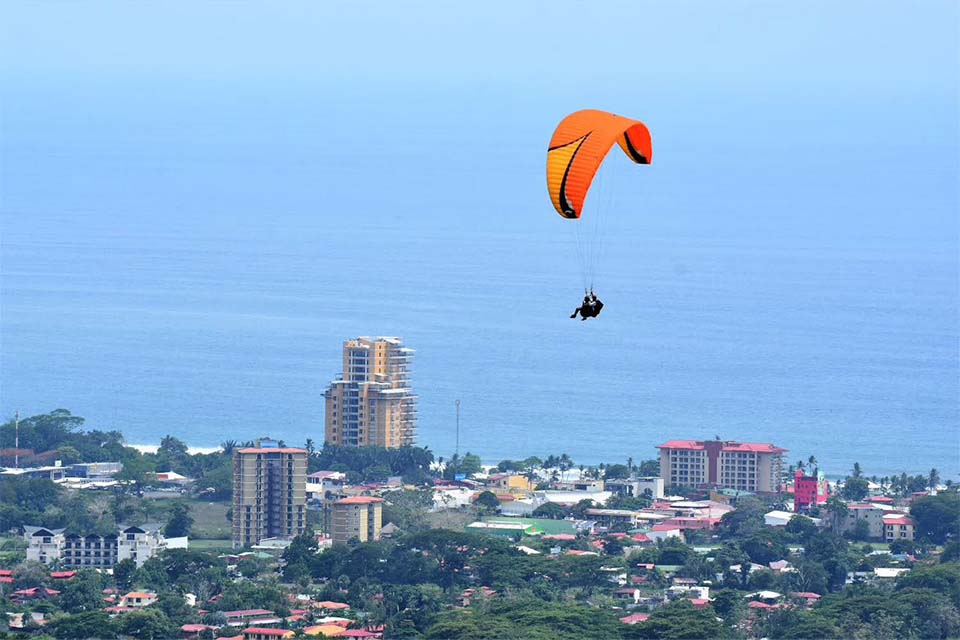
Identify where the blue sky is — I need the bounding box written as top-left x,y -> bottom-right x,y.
2,2 -> 956,92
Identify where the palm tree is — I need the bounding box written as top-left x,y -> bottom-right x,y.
929,468 -> 941,490
627,456 -> 634,474
824,496 -> 849,534
796,460 -> 806,473
304,438 -> 316,456
559,454 -> 573,483
808,456 -> 818,474
220,440 -> 238,455
852,462 -> 863,479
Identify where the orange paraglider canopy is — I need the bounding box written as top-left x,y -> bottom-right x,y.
546,109 -> 652,219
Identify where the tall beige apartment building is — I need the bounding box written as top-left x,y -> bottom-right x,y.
325,496 -> 383,544
324,337 -> 417,448
232,439 -> 307,549
656,439 -> 786,493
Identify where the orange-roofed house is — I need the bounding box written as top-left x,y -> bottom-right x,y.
325,497 -> 384,545
304,624 -> 346,637
315,601 -> 351,611
120,591 -> 157,607
242,628 -> 294,640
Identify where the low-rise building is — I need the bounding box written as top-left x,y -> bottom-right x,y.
604,476 -> 665,500
882,515 -> 915,542
25,524 -> 184,568
120,591 -> 157,607
841,503 -> 891,539
487,473 -> 534,493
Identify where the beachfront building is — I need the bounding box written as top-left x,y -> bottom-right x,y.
657,439 -> 786,493
232,439 -> 308,549
793,469 -> 829,512
323,337 -> 417,448
324,496 -> 383,544
25,524 -> 185,568
605,476 -> 665,500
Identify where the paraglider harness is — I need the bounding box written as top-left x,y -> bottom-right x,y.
570,290 -> 603,320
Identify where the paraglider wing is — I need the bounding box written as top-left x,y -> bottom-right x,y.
546,109 -> 652,219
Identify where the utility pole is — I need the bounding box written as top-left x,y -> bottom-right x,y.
455,399 -> 461,460
14,411 -> 20,469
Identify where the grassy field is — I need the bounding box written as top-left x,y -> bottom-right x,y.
188,500 -> 231,540
189,539 -> 234,552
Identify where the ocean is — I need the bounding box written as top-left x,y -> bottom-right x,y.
1,78 -> 957,479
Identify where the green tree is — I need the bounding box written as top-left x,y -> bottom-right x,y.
823,495 -> 849,533
841,476 -> 869,501
910,493 -> 960,544
113,558 -> 137,590
604,463 -> 631,479
638,459 -> 661,476
532,502 -> 567,519
625,600 -> 726,639
59,569 -> 108,614
164,502 -> 194,538
50,611 -> 118,640
474,490 -> 500,512
118,608 -> 177,640
929,468 -> 941,489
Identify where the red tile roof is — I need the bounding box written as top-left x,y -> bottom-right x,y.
883,517 -> 913,526
0,570 -> 12,577
721,442 -> 787,453
335,496 -> 384,505
50,571 -> 77,579
790,592 -> 822,600
656,440 -> 705,450
241,628 -> 293,637
656,440 -> 786,453
620,613 -> 650,624
224,608 -> 275,618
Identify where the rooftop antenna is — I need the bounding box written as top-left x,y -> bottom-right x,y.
14,411 -> 20,469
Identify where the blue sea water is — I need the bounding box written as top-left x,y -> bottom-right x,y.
1,76 -> 957,479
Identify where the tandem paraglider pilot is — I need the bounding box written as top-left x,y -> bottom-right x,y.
570,290 -> 603,320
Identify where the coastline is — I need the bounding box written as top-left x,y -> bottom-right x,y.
129,443 -> 222,456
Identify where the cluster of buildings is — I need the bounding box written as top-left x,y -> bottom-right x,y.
23,524 -> 188,568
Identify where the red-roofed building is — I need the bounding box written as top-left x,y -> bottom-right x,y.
620,613 -> 650,624
689,598 -> 710,609
10,587 -> 60,603
657,439 -> 786,493
50,571 -> 77,581
789,592 -> 821,608
181,623 -> 218,638
793,470 -> 829,512
883,515 -> 915,542
242,628 -> 294,640
326,497 -> 384,545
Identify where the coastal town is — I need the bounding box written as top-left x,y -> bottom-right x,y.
0,338 -> 957,639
